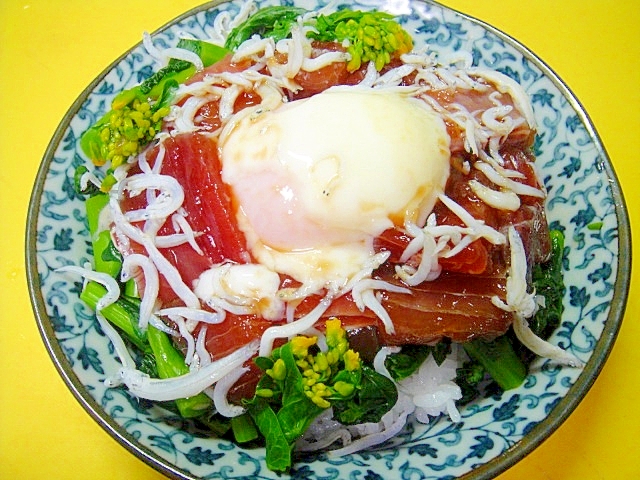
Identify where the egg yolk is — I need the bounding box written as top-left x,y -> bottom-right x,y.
219,87 -> 450,289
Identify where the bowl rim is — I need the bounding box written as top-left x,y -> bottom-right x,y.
440,0 -> 632,478
25,1 -> 632,479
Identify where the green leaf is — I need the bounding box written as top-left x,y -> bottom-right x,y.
384,344 -> 431,381
197,411 -> 232,437
463,335 -> 526,391
332,365 -> 397,425
224,6 -> 307,50
175,38 -> 229,68
141,39 -> 229,98
147,325 -> 213,418
231,413 -> 259,443
246,399 -> 293,472
243,322 -> 399,472
384,340 -> 452,379
276,343 -> 324,442
153,78 -> 179,111
84,193 -> 123,277
83,39 -> 229,164
309,10 -> 412,71
138,351 -> 158,377
100,235 -> 123,265
73,165 -> 100,196
529,230 -> 566,338
454,360 -> 486,405
431,340 -> 452,366
254,356 -> 274,371
80,282 -> 148,352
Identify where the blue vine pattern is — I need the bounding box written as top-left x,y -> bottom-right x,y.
30,0 -> 623,478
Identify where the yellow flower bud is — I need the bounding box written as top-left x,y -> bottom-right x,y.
312,382 -> 328,393
291,335 -> 317,359
313,352 -> 329,373
266,358 -> 286,381
312,396 -> 330,409
326,350 -> 340,366
333,381 -> 355,397
344,349 -> 361,372
255,388 -> 274,398
325,318 -> 345,348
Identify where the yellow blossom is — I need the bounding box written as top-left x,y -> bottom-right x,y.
344,349 -> 361,372
266,358 -> 286,381
291,335 -> 317,359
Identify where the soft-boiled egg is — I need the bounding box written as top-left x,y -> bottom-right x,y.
219,86 -> 451,291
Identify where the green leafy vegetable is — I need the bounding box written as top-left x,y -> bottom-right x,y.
310,10 -> 413,71
463,335 -> 527,391
384,341 -> 451,382
81,280 -> 213,418
197,411 -> 233,438
80,95 -> 170,171
454,359 -> 486,405
80,39 -> 229,173
224,7 -> 413,73
529,230 -> 566,338
385,345 -> 429,381
138,350 -> 159,378
271,343 -> 325,443
246,398 -> 293,472
332,364 -> 397,424
73,165 -> 100,196
114,38 -> 229,107
456,231 -> 567,395
230,413 -> 259,444
147,325 -> 213,418
224,6 -> 307,50
79,282 -> 212,419
243,319 -> 397,472
85,193 -> 122,277
79,282 -> 148,352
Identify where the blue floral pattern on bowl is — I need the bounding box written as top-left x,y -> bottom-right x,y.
26,1 -> 630,479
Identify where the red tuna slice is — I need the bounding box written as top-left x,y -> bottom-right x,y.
286,267 -> 512,345
118,133 -> 250,305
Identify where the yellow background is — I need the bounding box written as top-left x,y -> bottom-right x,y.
1,1 -> 638,478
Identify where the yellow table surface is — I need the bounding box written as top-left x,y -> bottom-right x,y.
1,1 -> 638,478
